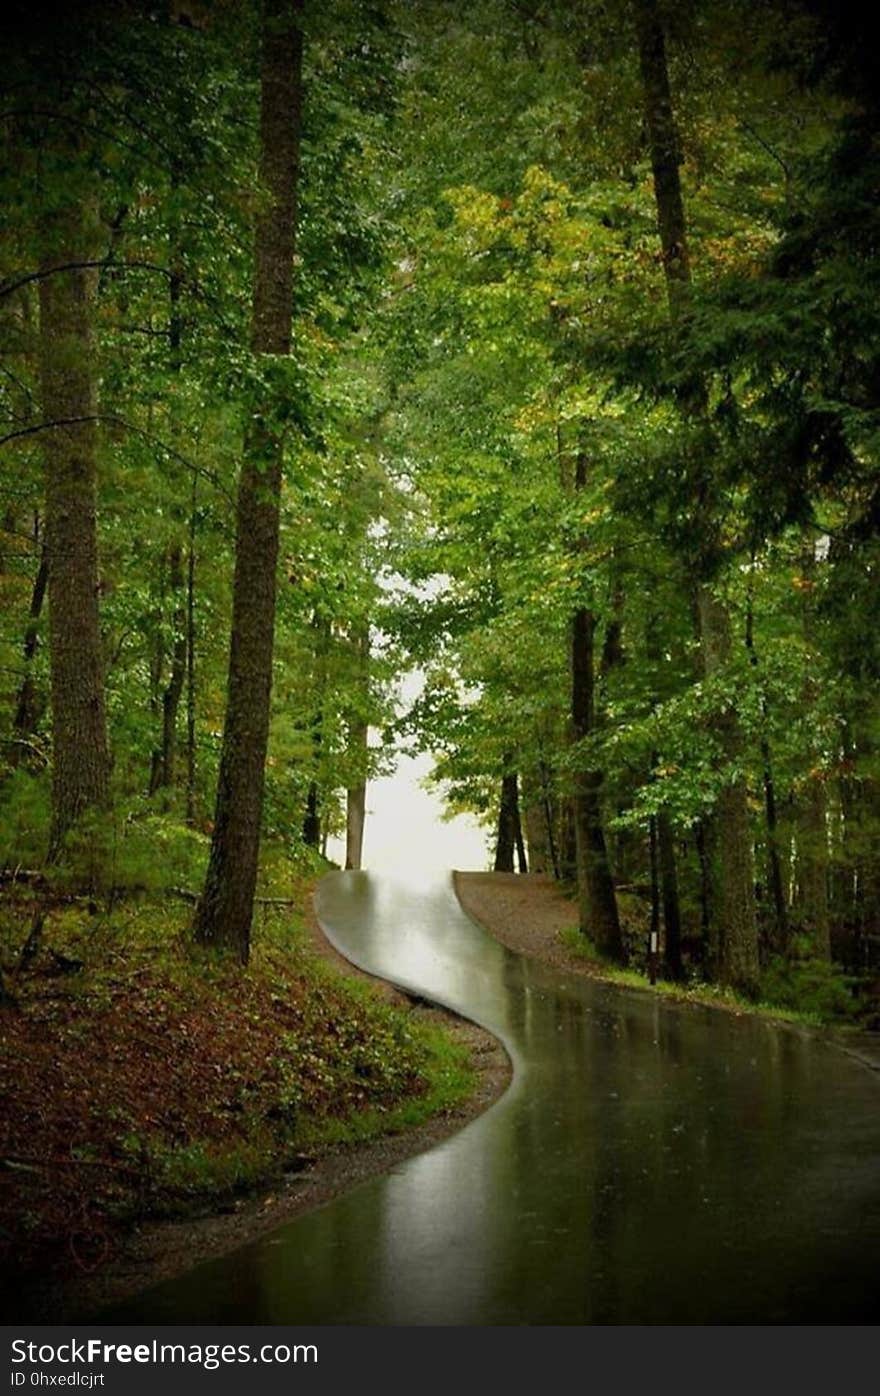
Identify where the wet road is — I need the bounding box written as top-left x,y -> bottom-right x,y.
112,870 -> 880,1323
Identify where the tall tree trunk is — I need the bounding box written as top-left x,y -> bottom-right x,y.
744,584 -> 788,953
193,0 -> 303,960
559,798 -> 577,883
345,779 -> 366,871
657,808 -> 683,979
494,768 -> 519,873
185,475 -> 197,825
635,0 -> 759,994
344,628 -> 369,871
148,614 -> 165,795
302,614 -> 329,848
158,544 -> 187,788
515,797 -> 528,875
795,544 -> 831,957
302,776 -> 321,848
645,615 -> 684,977
39,199 -> 110,857
10,533 -> 48,762
522,768 -> 549,874
798,774 -> 830,958
571,604 -> 622,955
153,194 -> 187,795
570,446 -> 622,958
697,589 -> 760,993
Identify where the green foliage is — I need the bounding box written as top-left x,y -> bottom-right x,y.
760,947 -> 857,1022
0,771 -> 51,869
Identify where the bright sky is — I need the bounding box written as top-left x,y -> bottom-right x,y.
327,747 -> 489,880
325,668 -> 491,880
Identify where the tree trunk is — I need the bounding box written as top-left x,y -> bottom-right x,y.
744,584 -> 788,954
570,440 -> 622,958
798,774 -> 830,958
522,769 -> 549,874
193,0 -> 303,961
185,475 -> 197,825
494,769 -> 519,873
795,544 -> 831,957
344,627 -> 369,870
302,611 -> 329,848
633,0 -> 692,315
345,779 -> 366,871
10,536 -> 48,761
571,604 -> 623,956
645,616 -> 684,978
302,777 -> 321,848
636,0 -> 759,994
39,199 -> 110,857
515,800 -> 528,875
153,189 -> 188,796
157,544 -> 187,789
657,808 -> 684,978
697,588 -> 760,993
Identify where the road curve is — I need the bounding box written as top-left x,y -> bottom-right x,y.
108,870 -> 880,1324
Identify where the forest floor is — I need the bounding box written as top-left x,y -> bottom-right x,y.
454,870 -> 880,1072
0,868 -> 509,1321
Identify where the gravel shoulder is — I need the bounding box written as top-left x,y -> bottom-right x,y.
454,869 -> 880,1075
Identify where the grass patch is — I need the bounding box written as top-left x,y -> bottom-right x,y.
558,925 -> 832,1029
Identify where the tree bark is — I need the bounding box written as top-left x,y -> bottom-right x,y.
345,779 -> 366,871
570,444 -> 623,958
494,768 -> 519,873
152,190 -> 188,796
185,475 -> 197,825
302,777 -> 321,848
744,586 -> 788,953
522,769 -> 549,874
39,199 -> 110,857
571,602 -> 623,955
344,628 -> 370,871
302,611 -> 329,848
193,0 -> 303,960
10,535 -> 48,760
697,588 -> 760,993
795,544 -> 830,957
156,544 -> 187,789
657,808 -> 683,978
798,774 -> 830,957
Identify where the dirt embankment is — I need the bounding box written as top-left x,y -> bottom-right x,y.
3,889 -> 510,1322
454,871 -> 581,972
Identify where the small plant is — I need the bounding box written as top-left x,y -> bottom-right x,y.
760,950 -> 856,1022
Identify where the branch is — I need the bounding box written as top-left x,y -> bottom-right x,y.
739,118 -> 791,184
0,414 -> 235,507
0,260 -> 173,302
170,887 -> 299,907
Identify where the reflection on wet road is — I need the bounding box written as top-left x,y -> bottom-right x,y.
113,871 -> 880,1323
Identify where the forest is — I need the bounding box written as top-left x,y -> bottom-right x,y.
1,0 -> 879,1314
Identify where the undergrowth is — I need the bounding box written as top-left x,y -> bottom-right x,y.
0,865 -> 475,1280
559,925 -> 856,1029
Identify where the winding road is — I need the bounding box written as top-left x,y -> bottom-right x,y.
112,870 -> 880,1323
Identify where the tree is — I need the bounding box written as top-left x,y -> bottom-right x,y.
193,0 -> 303,960
38,161 -> 110,859
633,0 -> 759,994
